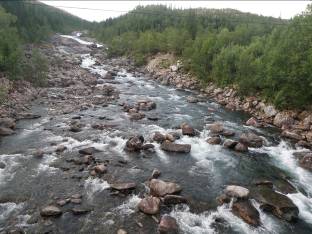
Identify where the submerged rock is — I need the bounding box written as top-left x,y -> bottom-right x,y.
0,127 -> 14,136
161,140 -> 191,153
0,162 -> 6,169
253,186 -> 299,222
234,143 -> 248,152
79,147 -> 100,155
163,195 -> 188,205
223,139 -> 238,149
149,179 -> 182,197
138,196 -> 160,215
207,136 -> 221,145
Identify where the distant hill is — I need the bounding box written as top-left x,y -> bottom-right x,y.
0,0 -> 90,42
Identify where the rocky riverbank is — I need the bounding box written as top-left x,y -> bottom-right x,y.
144,53 -> 312,149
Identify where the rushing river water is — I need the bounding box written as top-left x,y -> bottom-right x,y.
1,35 -> 312,234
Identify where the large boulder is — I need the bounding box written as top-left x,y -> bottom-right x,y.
161,141 -> 191,153
239,132 -> 263,148
40,205 -> 62,217
138,196 -> 161,215
149,179 -> 182,197
125,135 -> 144,151
180,123 -> 196,136
158,215 -> 179,234
232,200 -> 260,227
223,139 -> 238,149
273,112 -> 294,128
263,105 -> 277,118
253,186 -> 299,222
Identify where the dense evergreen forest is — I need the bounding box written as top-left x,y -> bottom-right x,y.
0,0 -> 88,86
92,5 -> 312,109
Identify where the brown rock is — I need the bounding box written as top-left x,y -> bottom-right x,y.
158,215 -> 179,234
239,132 -> 263,148
234,143 -> 248,152
40,206 -> 62,217
79,147 -> 100,155
161,141 -> 191,153
181,123 -> 196,136
125,135 -> 144,151
110,182 -> 136,191
149,179 -> 182,197
207,136 -> 221,145
223,139 -> 238,149
208,122 -> 224,134
94,164 -> 107,174
0,127 -> 14,136
163,195 -> 188,205
232,200 -> 260,227
153,132 -> 166,143
138,196 -> 160,215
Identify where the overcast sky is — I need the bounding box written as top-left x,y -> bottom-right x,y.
41,1 -> 310,22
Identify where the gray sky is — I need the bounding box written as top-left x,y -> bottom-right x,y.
41,1 -> 310,22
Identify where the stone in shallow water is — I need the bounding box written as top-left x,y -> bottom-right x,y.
110,182 -> 136,191
138,196 -> 160,215
149,179 -> 182,197
40,205 -> 62,217
181,123 -> 196,136
163,195 -> 188,205
239,132 -> 263,148
78,147 -> 100,155
0,162 -> 6,169
207,136 -> 221,145
161,141 -> 191,153
232,200 -> 260,227
125,135 -> 144,151
0,127 -> 14,136
234,143 -> 248,152
158,215 -> 179,234
225,185 -> 249,199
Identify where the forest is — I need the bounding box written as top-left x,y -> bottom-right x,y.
0,0 -> 88,86
92,5 -> 312,109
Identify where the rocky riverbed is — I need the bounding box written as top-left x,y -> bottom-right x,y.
1,34 -> 312,234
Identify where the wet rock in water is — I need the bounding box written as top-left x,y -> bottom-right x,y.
186,96 -> 199,103
71,207 -> 91,215
142,144 -> 155,152
151,168 -> 161,179
129,112 -> 145,120
234,143 -> 248,152
281,130 -> 302,141
246,117 -> 261,128
40,205 -> 62,217
33,149 -> 44,158
0,127 -> 14,136
69,121 -> 83,132
125,135 -> 144,151
18,113 -> 41,119
149,179 -> 182,197
232,200 -> 260,227
274,178 -> 297,194
71,115 -> 81,120
147,116 -> 159,121
117,229 -> 127,234
163,195 -> 188,205
223,139 -> 238,149
208,122 -> 224,134
110,182 -> 136,192
70,198 -> 82,204
137,100 -> 156,111
104,71 -> 113,80
0,162 -> 6,169
216,194 -> 231,205
294,152 -> 312,171
273,112 -> 294,128
225,185 -> 249,199
239,132 -> 263,148
165,133 -> 175,142
253,180 -> 273,189
181,123 -> 196,136
56,199 -> 69,207
263,105 -> 277,118
55,145 -> 67,153
161,141 -> 191,153
79,147 -> 100,155
0,117 -> 16,129
220,130 -> 235,137
138,196 -> 160,215
153,132 -> 166,143
94,164 -> 107,174
158,215 -> 179,234
253,186 -> 299,222
207,136 -> 221,145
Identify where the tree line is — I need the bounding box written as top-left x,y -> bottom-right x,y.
92,5 -> 312,109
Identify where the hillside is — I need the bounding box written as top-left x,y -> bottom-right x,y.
92,4 -> 312,110
0,0 -> 90,42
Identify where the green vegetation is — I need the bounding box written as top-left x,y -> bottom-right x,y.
0,1 -> 87,86
92,5 -> 312,109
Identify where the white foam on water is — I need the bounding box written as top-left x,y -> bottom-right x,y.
35,153 -> 58,175
172,113 -> 193,120
60,35 -> 103,47
15,214 -> 31,228
170,203 -> 280,234
0,154 -> 23,186
288,193 -> 312,224
81,54 -> 96,68
113,194 -> 141,216
0,202 -> 24,223
84,177 -> 110,200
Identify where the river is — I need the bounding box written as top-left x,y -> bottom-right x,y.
0,34 -> 312,234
